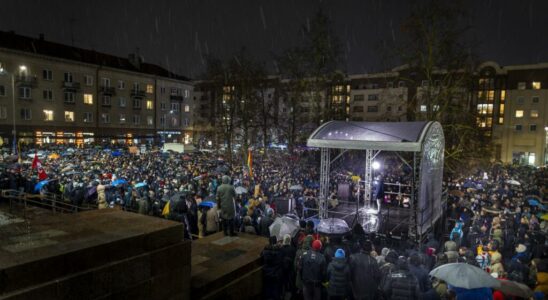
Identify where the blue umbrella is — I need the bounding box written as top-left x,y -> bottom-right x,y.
111,150 -> 122,157
199,201 -> 215,208
528,199 -> 546,210
112,179 -> 128,186
34,180 -> 50,193
134,182 -> 147,188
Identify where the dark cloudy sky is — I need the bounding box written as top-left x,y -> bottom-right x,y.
1,0 -> 547,79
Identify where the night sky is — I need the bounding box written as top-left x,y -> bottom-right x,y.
1,0 -> 547,79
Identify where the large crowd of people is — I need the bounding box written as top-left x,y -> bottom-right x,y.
1,143 -> 547,300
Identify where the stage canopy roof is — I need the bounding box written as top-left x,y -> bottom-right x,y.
307,121 -> 434,152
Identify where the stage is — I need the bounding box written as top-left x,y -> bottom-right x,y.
191,232 -> 269,300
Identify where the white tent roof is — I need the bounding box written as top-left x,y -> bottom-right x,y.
307,121 -> 435,152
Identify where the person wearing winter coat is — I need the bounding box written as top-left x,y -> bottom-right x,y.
205,205 -> 219,235
408,253 -> 430,293
280,234 -> 297,298
326,249 -> 351,300
216,175 -> 236,236
261,237 -> 284,300
489,252 -> 505,277
259,208 -> 274,237
97,184 -> 107,209
295,235 -> 314,294
300,239 -> 327,300
348,240 -> 381,300
382,257 -> 421,300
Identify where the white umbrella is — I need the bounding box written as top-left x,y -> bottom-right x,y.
506,179 -> 521,186
317,218 -> 351,235
235,186 -> 248,195
429,263 -> 501,289
269,216 -> 300,241
289,184 -> 303,191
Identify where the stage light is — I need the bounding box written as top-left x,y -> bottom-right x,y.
372,161 -> 381,170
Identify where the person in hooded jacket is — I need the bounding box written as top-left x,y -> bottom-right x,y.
326,248 -> 351,300
348,240 -> 381,300
295,235 -> 314,295
382,257 -> 421,300
408,253 -> 430,293
300,239 -> 326,300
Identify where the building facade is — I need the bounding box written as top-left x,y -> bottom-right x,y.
0,31 -> 192,147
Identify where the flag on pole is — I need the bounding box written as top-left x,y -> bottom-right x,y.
247,149 -> 253,177
31,151 -> 48,180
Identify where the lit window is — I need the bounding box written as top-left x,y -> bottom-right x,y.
499,104 -> 505,115
530,110 -> 538,118
433,105 -> 439,112
146,84 -> 154,93
119,114 -> 126,124
184,105 -> 190,112
147,116 -> 154,125
487,90 -> 494,101
532,81 -> 541,90
146,100 -> 153,110
84,94 -> 93,104
420,105 -> 427,112
500,90 -> 506,101
43,110 -> 54,121
518,82 -> 526,90
528,153 -> 535,165
515,110 -> 524,118
498,117 -> 504,124
64,111 -> 74,122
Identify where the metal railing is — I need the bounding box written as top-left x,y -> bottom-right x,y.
1,189 -> 97,215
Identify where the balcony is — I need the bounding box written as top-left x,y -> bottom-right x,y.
62,81 -> 81,91
131,89 -> 146,98
100,86 -> 116,95
15,75 -> 38,87
170,95 -> 184,101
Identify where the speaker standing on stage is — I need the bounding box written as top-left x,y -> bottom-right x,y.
372,175 -> 385,213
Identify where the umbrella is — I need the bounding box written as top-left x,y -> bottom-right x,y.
429,263 -> 501,289
86,186 -> 97,198
134,182 -> 147,188
235,186 -> 248,195
269,216 -> 300,241
65,171 -> 81,176
61,165 -> 74,173
34,180 -> 50,193
494,279 -> 534,299
112,179 -> 128,186
48,153 -> 60,159
317,218 -> 351,235
198,201 -> 215,208
289,184 -> 304,191
111,150 -> 122,157
506,179 -> 521,186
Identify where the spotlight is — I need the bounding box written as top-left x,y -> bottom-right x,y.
372,161 -> 381,170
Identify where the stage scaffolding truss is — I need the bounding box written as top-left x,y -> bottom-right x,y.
307,121 -> 445,242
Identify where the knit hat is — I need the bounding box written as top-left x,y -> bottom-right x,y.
312,239 -> 322,251
516,244 -> 527,253
335,248 -> 345,258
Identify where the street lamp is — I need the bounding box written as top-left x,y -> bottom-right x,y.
162,110 -> 174,143
0,64 -> 24,155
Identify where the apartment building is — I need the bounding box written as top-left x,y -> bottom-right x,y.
0,31 -> 192,147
